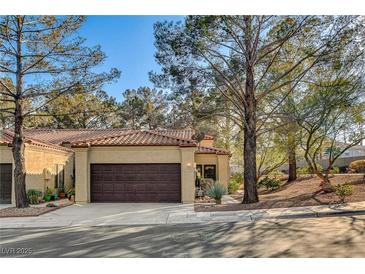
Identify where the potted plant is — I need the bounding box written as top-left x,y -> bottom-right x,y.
58,187 -> 66,199
44,187 -> 53,202
206,182 -> 227,204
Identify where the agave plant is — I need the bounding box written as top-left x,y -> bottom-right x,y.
206,182 -> 227,204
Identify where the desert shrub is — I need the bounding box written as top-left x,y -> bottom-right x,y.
297,164 -> 323,175
267,170 -> 285,180
329,166 -> 340,174
228,180 -> 240,194
27,189 -> 42,204
258,177 -> 281,190
332,183 -> 354,203
206,182 -> 227,203
349,160 -> 365,173
231,172 -> 243,185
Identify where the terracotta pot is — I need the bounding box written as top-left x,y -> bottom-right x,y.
215,199 -> 222,205
59,192 -> 65,199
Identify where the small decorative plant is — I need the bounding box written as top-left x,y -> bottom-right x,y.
27,189 -> 42,204
332,183 -> 354,203
206,182 -> 227,204
44,187 -> 54,202
258,177 -> 281,191
228,180 -> 240,194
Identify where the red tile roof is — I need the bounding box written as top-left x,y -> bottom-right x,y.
1,128 -> 229,155
0,130 -> 73,153
196,146 -> 231,155
71,130 -> 196,147
22,128 -> 214,145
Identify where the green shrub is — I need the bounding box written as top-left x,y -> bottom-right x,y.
45,187 -> 54,196
258,177 -> 281,191
206,182 -> 227,203
297,164 -> 323,175
228,180 -> 240,194
332,183 -> 354,203
329,166 -> 340,174
349,160 -> 365,173
231,172 -> 243,185
27,189 -> 42,204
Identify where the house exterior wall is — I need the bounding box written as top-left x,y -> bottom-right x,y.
24,145 -> 74,193
74,146 -> 196,203
195,153 -> 230,188
0,145 -> 74,205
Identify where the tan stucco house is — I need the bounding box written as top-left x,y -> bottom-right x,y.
0,129 -> 230,205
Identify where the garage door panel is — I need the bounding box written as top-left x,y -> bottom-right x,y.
90,164 -> 181,203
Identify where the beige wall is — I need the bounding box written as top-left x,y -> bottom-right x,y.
0,145 -> 74,205
180,147 -> 196,203
75,146 -> 196,203
195,153 -> 230,188
24,145 -> 74,193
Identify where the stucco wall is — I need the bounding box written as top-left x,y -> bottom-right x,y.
0,145 -> 73,205
24,145 -> 74,193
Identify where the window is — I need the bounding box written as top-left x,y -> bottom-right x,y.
204,165 -> 216,181
55,164 -> 65,190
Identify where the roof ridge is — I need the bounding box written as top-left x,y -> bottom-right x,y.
144,129 -> 197,145
70,130 -> 138,145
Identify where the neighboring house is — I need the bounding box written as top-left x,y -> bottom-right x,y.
0,129 -> 230,205
322,144 -> 365,159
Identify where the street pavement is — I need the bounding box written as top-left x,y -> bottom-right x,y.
1,201 -> 365,228
1,214 -> 364,258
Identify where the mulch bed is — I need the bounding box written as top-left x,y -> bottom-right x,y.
195,174 -> 365,212
0,202 -> 73,218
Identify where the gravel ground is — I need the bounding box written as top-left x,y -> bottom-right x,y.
0,200 -> 73,217
196,174 -> 365,212
0,207 -> 57,217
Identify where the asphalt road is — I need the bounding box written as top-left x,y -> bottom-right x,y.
1,214 -> 365,258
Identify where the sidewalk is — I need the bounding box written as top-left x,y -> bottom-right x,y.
0,201 -> 364,228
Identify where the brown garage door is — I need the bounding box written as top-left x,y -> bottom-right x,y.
90,164 -> 181,203
0,164 -> 12,204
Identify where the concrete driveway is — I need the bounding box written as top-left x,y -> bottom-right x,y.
0,203 -> 197,228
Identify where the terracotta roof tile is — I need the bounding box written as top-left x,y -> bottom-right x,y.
0,130 -> 73,153
22,128 -> 214,145
1,128 -> 229,154
71,130 -> 197,147
196,146 -> 231,155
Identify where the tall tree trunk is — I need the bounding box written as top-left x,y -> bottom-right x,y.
287,129 -> 297,182
13,16 -> 28,208
242,16 -> 259,204
13,100 -> 28,208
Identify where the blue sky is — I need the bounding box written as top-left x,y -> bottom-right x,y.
78,16 -> 184,102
